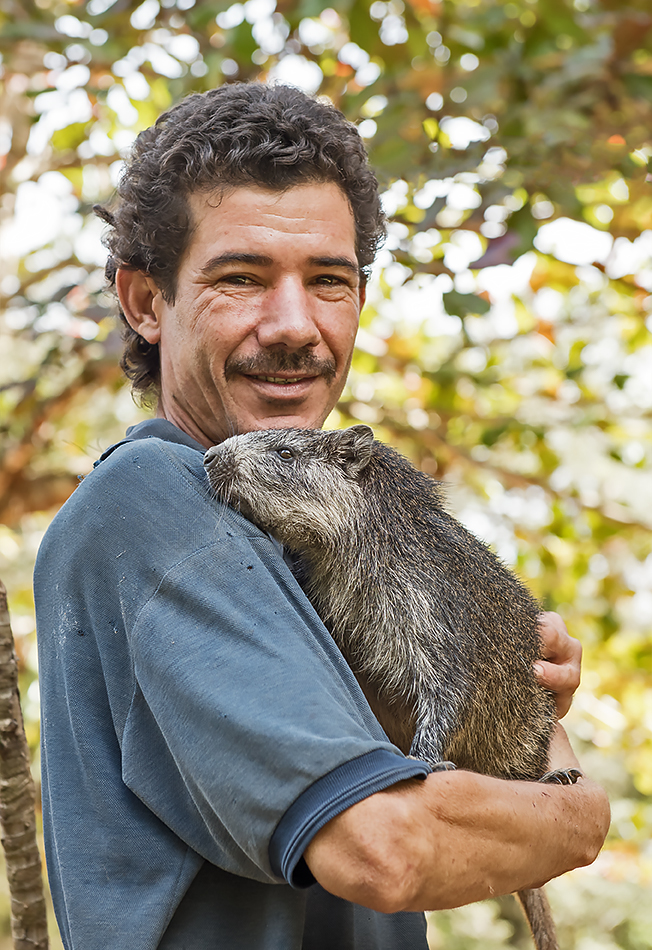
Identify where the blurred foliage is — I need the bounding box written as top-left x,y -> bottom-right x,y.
0,0 -> 651,946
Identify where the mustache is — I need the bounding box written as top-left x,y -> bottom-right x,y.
225,350 -> 337,385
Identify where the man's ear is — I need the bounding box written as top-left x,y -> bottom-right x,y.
115,268 -> 163,345
358,276 -> 367,312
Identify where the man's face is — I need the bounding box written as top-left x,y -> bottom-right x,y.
123,182 -> 364,447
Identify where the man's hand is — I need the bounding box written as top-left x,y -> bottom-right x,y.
534,611 -> 582,720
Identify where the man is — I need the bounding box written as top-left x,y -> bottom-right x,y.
35,83 -> 609,950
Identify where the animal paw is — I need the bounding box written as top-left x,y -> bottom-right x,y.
431,761 -> 457,772
539,767 -> 583,785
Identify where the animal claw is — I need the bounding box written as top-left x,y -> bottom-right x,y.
539,767 -> 583,786
431,761 -> 457,772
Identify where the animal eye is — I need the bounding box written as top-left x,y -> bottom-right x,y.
277,447 -> 295,461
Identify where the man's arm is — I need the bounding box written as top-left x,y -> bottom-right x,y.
305,613 -> 608,914
304,724 -> 609,914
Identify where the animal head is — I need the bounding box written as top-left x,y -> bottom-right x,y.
204,425 -> 375,548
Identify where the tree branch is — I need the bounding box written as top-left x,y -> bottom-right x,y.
0,581 -> 48,950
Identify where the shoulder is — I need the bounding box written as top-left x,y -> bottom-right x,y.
65,435 -> 211,524
37,435 -> 263,570
93,434 -> 208,495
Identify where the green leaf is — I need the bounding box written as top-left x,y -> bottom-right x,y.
442,292 -> 491,317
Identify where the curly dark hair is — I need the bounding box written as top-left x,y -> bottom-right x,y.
95,81 -> 386,401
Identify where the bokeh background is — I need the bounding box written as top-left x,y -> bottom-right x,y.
1,0 -> 651,946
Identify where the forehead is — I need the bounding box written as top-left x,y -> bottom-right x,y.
185,182 -> 358,264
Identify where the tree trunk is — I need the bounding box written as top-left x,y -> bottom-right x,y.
0,580 -> 48,949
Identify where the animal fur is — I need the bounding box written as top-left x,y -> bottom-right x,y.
204,424 -> 566,949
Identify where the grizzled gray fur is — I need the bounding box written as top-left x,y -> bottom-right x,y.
204,424 -> 556,779
204,424 -> 575,950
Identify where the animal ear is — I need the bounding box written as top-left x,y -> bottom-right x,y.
335,425 -> 375,477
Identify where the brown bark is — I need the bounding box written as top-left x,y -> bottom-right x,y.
0,581 -> 48,950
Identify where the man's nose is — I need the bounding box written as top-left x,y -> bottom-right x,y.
255,278 -> 321,349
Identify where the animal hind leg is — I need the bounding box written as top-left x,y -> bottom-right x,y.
408,688 -> 462,769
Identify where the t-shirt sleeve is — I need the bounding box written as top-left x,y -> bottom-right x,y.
270,750 -> 430,887
123,528 -> 430,886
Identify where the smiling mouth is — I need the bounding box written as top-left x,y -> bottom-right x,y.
226,352 -> 337,386
247,375 -> 316,385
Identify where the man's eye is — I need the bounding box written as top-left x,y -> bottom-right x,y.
277,448 -> 295,461
221,274 -> 253,285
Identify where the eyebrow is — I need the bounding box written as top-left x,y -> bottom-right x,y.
200,253 -> 273,276
199,252 -> 360,278
306,256 -> 360,276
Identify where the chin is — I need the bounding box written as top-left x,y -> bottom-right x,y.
234,398 -> 337,434
250,416 -> 323,432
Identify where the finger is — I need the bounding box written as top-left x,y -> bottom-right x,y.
538,612 -> 582,665
535,658 -> 580,720
534,658 -> 580,695
535,614 -> 582,720
538,611 -> 571,655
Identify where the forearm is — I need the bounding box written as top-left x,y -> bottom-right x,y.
400,770 -> 608,910
304,753 -> 609,914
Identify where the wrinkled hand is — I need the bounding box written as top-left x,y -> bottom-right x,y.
534,611 -> 582,720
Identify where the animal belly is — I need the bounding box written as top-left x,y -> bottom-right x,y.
354,669 -> 417,756
438,676 -> 555,781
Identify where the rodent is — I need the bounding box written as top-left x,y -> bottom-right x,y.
204,423 -> 581,950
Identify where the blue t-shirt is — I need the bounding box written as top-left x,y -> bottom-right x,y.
35,419 -> 431,950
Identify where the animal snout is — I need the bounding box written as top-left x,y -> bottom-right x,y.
203,445 -> 222,469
